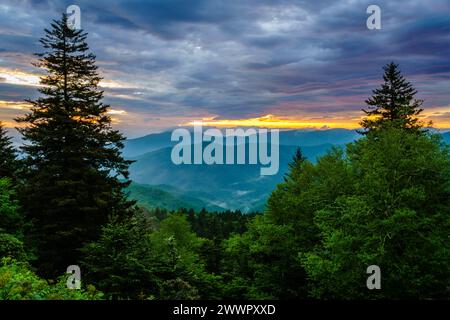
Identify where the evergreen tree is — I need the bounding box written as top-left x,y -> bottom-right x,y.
81,215 -> 158,299
16,15 -> 133,277
82,213 -> 219,299
0,178 -> 22,237
361,62 -> 425,133
285,147 -> 306,182
0,177 -> 27,262
0,123 -> 18,180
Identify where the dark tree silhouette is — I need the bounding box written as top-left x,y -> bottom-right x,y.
361,62 -> 425,133
17,15 -> 134,277
0,122 -> 18,180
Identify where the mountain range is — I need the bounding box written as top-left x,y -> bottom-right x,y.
125,128 -> 450,212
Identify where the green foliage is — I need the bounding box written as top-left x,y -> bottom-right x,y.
184,208 -> 255,241
145,207 -> 256,276
222,215 -> 299,299
0,258 -> 102,300
0,177 -> 29,263
160,278 -> 200,300
302,128 -> 450,299
149,214 -> 221,299
225,125 -> 449,299
196,208 -> 256,273
81,213 -> 220,300
0,233 -> 27,261
81,214 -> 158,299
223,147 -> 354,299
0,178 -> 22,236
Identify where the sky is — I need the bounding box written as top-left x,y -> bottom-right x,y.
0,0 -> 450,138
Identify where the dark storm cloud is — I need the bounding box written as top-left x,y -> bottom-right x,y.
0,84 -> 38,101
0,0 -> 449,134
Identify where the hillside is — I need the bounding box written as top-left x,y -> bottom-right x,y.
127,182 -> 225,211
128,143 -> 336,211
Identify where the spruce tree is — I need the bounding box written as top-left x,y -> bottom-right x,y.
361,62 -> 425,133
17,15 -> 134,277
0,122 -> 18,180
285,147 -> 305,182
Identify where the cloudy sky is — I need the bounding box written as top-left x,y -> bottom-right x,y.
0,0 -> 449,137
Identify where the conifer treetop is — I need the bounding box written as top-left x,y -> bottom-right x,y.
360,62 -> 426,133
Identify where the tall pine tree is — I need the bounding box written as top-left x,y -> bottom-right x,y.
17,15 -> 134,277
361,62 -> 425,133
284,147 -> 306,182
0,122 -> 18,180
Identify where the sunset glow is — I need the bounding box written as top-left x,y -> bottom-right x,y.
187,114 -> 361,129
185,112 -> 450,130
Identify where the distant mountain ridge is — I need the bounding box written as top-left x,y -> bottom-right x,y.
443,131 -> 450,144
123,128 -> 360,157
124,128 -> 450,212
128,143 -> 335,211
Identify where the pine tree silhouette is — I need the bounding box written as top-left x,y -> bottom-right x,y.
17,14 -> 134,277
0,122 -> 18,180
361,62 -> 425,133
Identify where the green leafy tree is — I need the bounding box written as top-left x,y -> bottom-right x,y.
82,213 -> 219,300
0,178 -> 22,236
223,148 -> 353,299
0,258 -> 102,300
222,215 -> 296,299
159,278 -> 200,300
0,178 -> 27,262
16,15 -> 133,277
361,62 -> 425,133
0,233 -> 27,261
302,128 -> 450,299
149,214 -> 220,299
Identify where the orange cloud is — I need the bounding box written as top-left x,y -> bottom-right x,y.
420,106 -> 450,128
0,100 -> 31,110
